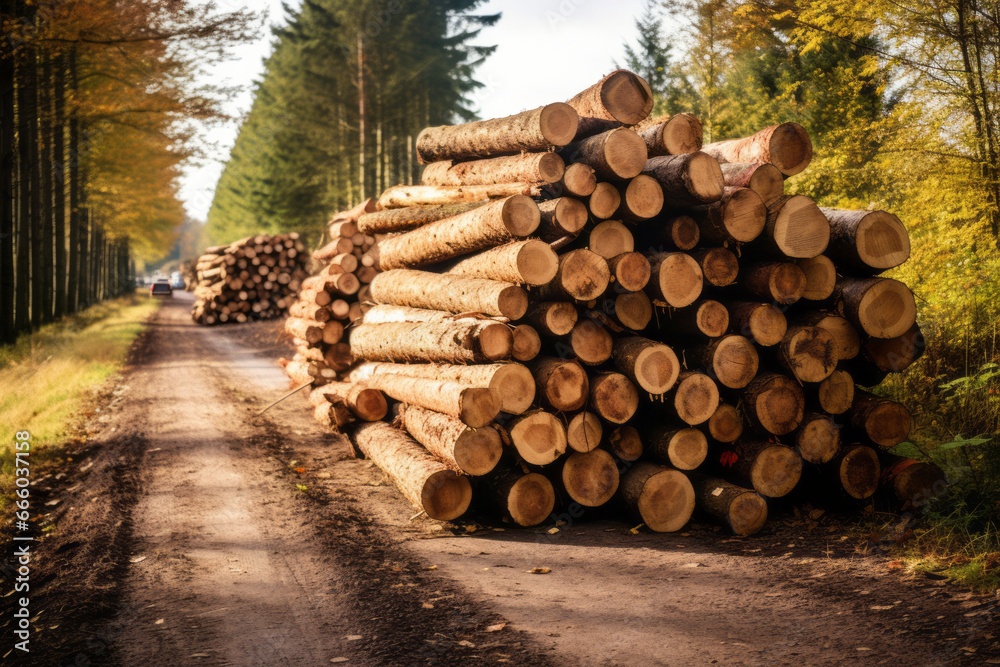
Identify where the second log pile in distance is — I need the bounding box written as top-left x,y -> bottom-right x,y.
284,69 -> 940,534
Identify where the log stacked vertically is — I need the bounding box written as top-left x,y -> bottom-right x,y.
191,233 -> 309,325
279,69 -> 935,537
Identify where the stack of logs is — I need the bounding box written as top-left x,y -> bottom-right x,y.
285,69 -> 945,536
191,233 -> 309,325
279,202 -> 380,394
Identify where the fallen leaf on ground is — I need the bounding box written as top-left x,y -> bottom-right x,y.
330,658 -> 349,664
346,635 -> 362,641
154,619 -> 164,625
887,560 -> 903,570
422,602 -> 434,609
422,565 -> 438,571
457,640 -> 475,648
629,524 -> 644,534
527,568 -> 551,574
486,623 -> 506,632
547,527 -> 559,535
130,556 -> 147,564
294,467 -> 306,474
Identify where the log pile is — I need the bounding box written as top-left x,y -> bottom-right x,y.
191,234 -> 309,325
283,69 -> 945,533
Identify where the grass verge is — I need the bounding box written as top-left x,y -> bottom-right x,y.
0,291 -> 160,515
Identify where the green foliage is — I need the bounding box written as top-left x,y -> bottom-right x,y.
207,0 -> 498,245
620,0 -> 674,115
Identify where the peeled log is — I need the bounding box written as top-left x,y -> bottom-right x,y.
671,371 -> 720,426
719,162 -> 784,205
444,240 -> 558,286
689,335 -> 759,389
669,300 -> 729,338
361,374 -> 500,428
352,421 -> 472,521
537,197 -> 589,243
821,208 -> 910,274
397,404 -> 501,476
529,356 -> 590,412
638,113 -> 703,156
588,182 -> 622,219
507,410 -> 568,465
741,373 -> 805,436
609,425 -> 643,461
645,252 -> 703,308
718,441 -> 803,498
850,391 -> 912,447
561,449 -> 620,507
375,196 -> 540,268
537,249 -> 611,302
369,269 -> 527,319
377,183 -> 546,208
616,174 -> 664,221
589,372 -> 639,424
707,403 -> 743,443
688,187 -> 766,244
701,123 -> 813,176
776,326 -> 837,383
357,202 -> 485,235
834,277 -> 916,339
618,462 -> 695,533
692,247 -> 739,287
567,411 -> 603,453
285,317 -> 323,345
612,335 -> 680,395
524,301 -> 578,336
314,382 -> 388,421
483,469 -> 556,527
742,262 -> 806,305
422,152 -> 565,186
643,425 -> 709,470
415,102 -> 579,163
796,255 -> 837,301
348,361 -> 535,415
567,69 -> 654,138
607,252 -> 651,292
727,301 -> 787,346
350,320 -> 512,364
642,152 -> 725,207
760,195 -> 830,259
560,127 -> 648,180
692,475 -> 768,536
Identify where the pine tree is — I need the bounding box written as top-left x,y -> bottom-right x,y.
620,0 -> 673,115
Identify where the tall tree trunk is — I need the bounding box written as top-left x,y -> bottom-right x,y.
0,0 -> 16,343
67,49 -> 80,314
26,48 -> 41,329
39,55 -> 53,324
14,41 -> 31,334
356,32 -> 365,201
53,53 -> 67,319
79,208 -> 90,308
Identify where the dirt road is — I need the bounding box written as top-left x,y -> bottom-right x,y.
13,295 -> 999,666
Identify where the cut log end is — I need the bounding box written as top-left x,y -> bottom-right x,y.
354,387 -> 389,421
506,473 -> 557,526
780,326 -> 837,383
662,113 -> 703,154
797,255 -> 836,301
500,194 -> 542,236
769,195 -> 830,259
567,411 -> 603,453
508,410 -> 569,465
856,279 -> 918,339
669,427 -> 709,471
839,446 -> 880,499
632,465 -> 696,533
751,444 -> 803,498
728,491 -> 769,536
459,387 -> 503,428
710,335 -> 759,389
796,414 -> 841,464
725,187 -> 767,243
690,300 -> 730,338
651,252 -> 703,308
769,122 -> 813,175
492,363 -> 537,415
590,372 -> 640,424
745,374 -> 805,436
633,343 -> 680,394
562,449 -> 620,507
620,174 -> 664,220
589,182 -> 622,219
666,215 -> 700,250
540,102 -> 580,146
511,324 -> 542,362
478,322 -> 517,361
515,240 -> 560,285
817,370 -> 855,415
563,163 -> 597,197
422,470 -> 473,521
674,372 -> 720,426
688,151 -> 726,202
855,212 -> 911,270
708,403 -> 743,443
601,70 -> 654,125
608,425 -> 642,461
609,252 -> 652,292
614,291 -> 653,330
454,427 -> 503,476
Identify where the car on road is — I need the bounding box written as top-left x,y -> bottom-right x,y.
150,279 -> 173,297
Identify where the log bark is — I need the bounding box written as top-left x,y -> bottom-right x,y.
689,334 -> 759,389
642,152 -> 725,207
536,249 -> 610,302
607,252 -> 651,292
529,356 -> 590,412
692,247 -> 739,287
374,196 -> 540,268
313,399 -> 354,430
589,220 -> 634,259
567,69 -> 654,138
821,208 -> 910,274
511,324 -> 542,362
444,240 -> 559,286
616,174 -> 664,221
642,424 -> 709,470
796,255 -> 836,301
759,195 -> 830,259
506,409 -> 568,465
813,369 -> 855,415
397,403 -> 502,476
849,390 -> 912,447
719,162 -> 783,205
879,455 -> 948,506
537,197 -> 589,243
285,317 -> 324,345
369,269 -> 528,319
860,322 -> 924,373
834,277 -> 917,339
670,371 -> 719,425
352,421 -> 472,520
482,469 -> 556,527
567,411 -> 603,453
727,301 -> 787,346
793,412 -> 841,464
741,261 -> 806,305
638,113 -> 703,156
360,374 -> 500,428
348,361 -> 535,415
561,449 -> 620,507
588,372 -> 639,424
776,325 -> 837,383
717,441 -> 803,498
314,381 -> 388,421
524,301 -> 578,336
415,102 -> 579,162
560,127 -> 648,180
687,187 -> 766,244
377,183 -> 546,208
701,122 -> 813,176
692,475 -> 768,536
608,425 -> 642,461
349,320 -> 513,364
644,252 -> 703,308
668,299 -> 730,338
612,335 -> 680,395
562,162 -> 597,197
707,403 -> 743,443
588,182 -> 622,219
421,152 -> 565,186
357,202 -> 485,235
741,372 -> 804,435
618,462 -> 695,532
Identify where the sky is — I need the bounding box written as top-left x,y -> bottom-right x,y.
179,0 -> 653,221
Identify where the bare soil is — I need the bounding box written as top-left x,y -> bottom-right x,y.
5,292 -> 999,666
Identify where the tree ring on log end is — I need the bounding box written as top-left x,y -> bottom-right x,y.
750,445 -> 802,498
421,471 -> 472,520
637,468 -> 695,532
